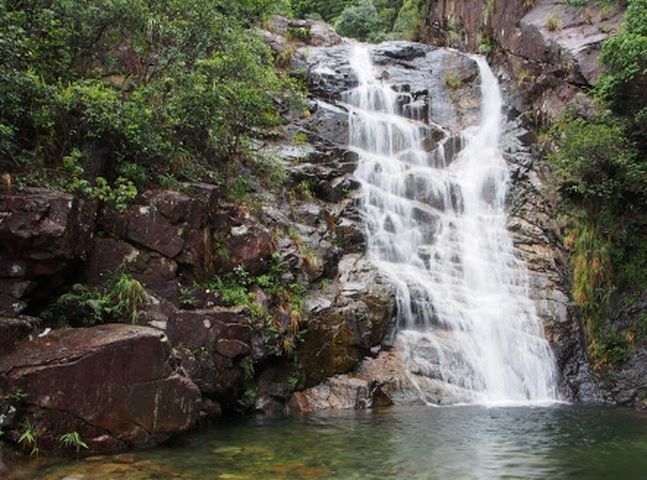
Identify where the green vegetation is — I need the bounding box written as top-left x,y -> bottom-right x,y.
547,0 -> 647,367
205,256 -> 306,357
18,420 -> 38,456
334,0 -> 384,42
59,432 -> 89,453
42,272 -> 147,327
0,0 -> 299,203
293,0 -> 422,41
545,14 -> 561,31
443,73 -> 463,89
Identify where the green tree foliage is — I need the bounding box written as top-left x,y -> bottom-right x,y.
335,0 -> 385,42
291,0 -> 420,41
291,0 -> 354,22
549,116 -> 644,214
598,0 -> 647,153
390,0 -> 422,40
0,0 -> 297,188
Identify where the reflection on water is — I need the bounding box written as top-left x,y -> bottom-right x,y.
9,406 -> 647,479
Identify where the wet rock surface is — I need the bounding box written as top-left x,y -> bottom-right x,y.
298,255 -> 397,387
304,41 -> 481,134
603,292 -> 647,409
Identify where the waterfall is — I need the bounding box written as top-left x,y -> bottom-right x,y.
344,44 -> 560,405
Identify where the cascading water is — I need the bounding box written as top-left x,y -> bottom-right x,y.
344,43 -> 560,405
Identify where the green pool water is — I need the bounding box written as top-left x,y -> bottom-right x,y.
8,405 -> 647,479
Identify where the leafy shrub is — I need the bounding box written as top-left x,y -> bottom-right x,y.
59,432 -> 89,453
390,0 -> 422,40
335,0 -> 385,42
292,0 -> 354,22
598,0 -> 647,153
204,255 -> 306,357
42,273 -> 147,327
548,116 -> 644,213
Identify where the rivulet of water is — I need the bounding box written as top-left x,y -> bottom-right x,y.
344,44 -> 560,405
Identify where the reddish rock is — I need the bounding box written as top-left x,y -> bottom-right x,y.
216,208 -> 274,276
0,324 -> 200,452
89,188 -> 220,300
0,188 -> 96,313
165,308 -> 253,399
126,205 -> 185,258
85,237 -> 180,302
215,339 -> 251,359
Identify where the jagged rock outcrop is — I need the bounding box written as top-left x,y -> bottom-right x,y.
418,0 -> 623,119
0,324 -> 201,452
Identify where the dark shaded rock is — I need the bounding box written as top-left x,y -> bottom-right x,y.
126,205 -> 185,258
604,292 -> 647,408
165,308 -> 253,400
214,209 -> 274,276
0,188 -> 97,313
0,316 -> 39,353
0,324 -> 201,452
85,237 -> 180,302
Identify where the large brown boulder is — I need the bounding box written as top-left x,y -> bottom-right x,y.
298,255 -> 397,386
0,188 -> 97,315
0,324 -> 200,452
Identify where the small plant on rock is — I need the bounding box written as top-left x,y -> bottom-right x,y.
545,14 -> 561,31
111,273 -> 147,324
18,420 -> 38,456
444,73 -> 462,89
59,431 -> 89,453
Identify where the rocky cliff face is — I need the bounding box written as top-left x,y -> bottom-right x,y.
418,0 -> 623,119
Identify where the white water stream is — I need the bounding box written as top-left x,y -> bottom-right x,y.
344,44 -> 560,405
